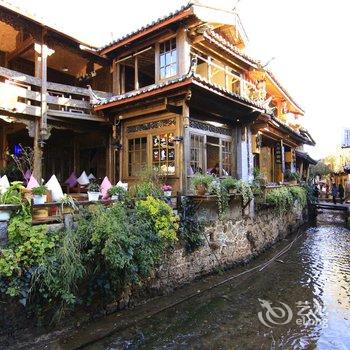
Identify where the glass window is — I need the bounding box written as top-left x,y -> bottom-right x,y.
189,134 -> 204,175
189,133 -> 233,177
159,38 -> 177,79
152,133 -> 176,175
222,140 -> 232,176
128,137 -> 147,176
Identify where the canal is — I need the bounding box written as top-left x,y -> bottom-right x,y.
58,223 -> 350,350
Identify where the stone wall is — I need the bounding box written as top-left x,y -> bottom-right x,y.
151,202 -> 305,293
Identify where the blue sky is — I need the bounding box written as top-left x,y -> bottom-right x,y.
8,0 -> 350,159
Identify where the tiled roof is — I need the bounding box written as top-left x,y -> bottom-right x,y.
99,4 -> 192,52
94,72 -> 267,112
203,30 -> 304,114
95,73 -> 193,106
204,30 -> 260,66
295,150 -> 317,165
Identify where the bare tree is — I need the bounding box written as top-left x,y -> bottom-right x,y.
11,144 -> 34,180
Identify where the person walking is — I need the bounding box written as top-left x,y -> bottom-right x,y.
338,184 -> 345,204
331,183 -> 338,205
313,184 -> 320,202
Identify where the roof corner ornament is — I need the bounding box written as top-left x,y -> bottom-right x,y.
190,55 -> 198,75
86,85 -> 105,105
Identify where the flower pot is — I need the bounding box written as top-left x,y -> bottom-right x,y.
32,208 -> 48,220
164,190 -> 172,197
33,195 -> 46,205
195,184 -> 207,196
88,191 -> 100,202
0,210 -> 11,221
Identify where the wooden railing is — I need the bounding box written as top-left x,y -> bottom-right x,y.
191,52 -> 259,100
0,66 -> 111,122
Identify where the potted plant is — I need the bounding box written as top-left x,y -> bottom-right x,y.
0,181 -> 24,221
284,170 -> 300,185
221,177 -> 238,194
191,173 -> 214,196
87,181 -> 100,201
32,185 -> 48,205
162,184 -> 172,197
107,186 -> 126,200
58,194 -> 78,214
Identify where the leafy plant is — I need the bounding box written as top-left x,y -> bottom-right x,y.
221,177 -> 238,191
0,181 -> 24,205
136,196 -> 179,242
209,179 -> 229,220
108,186 -> 127,198
58,194 -> 78,212
32,185 -> 47,196
131,180 -> 163,199
289,186 -> 307,207
284,170 -> 300,182
191,173 -> 214,189
235,179 -> 254,206
265,187 -> 294,213
87,181 -> 100,192
178,197 -> 204,252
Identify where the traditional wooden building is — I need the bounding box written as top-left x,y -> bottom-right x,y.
0,1 -> 114,184
95,3 -> 315,191
0,2 -> 315,193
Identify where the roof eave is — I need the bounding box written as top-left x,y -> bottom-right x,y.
99,6 -> 194,56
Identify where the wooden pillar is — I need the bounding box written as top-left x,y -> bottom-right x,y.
73,135 -> 80,174
0,126 -> 7,169
207,57 -> 212,83
134,56 -> 139,90
182,100 -> 190,194
33,44 -> 43,181
106,131 -> 115,183
177,27 -> 191,76
112,59 -> 121,94
33,31 -> 50,181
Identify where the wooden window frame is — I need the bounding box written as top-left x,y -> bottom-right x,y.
187,126 -> 234,179
158,37 -> 178,81
123,115 -> 179,180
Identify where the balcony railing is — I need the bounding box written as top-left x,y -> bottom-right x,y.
0,66 -> 111,122
191,52 -> 259,100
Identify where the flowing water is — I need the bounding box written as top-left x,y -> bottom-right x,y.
61,223 -> 350,350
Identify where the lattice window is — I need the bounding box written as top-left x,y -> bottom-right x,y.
222,140 -> 233,176
189,134 -> 204,175
152,133 -> 176,175
159,38 -> 177,79
128,137 -> 147,176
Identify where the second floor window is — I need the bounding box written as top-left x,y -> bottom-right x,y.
159,38 -> 177,79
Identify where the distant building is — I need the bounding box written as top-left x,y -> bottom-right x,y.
342,128 -> 350,148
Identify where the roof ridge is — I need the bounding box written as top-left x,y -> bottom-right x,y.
99,3 -> 192,52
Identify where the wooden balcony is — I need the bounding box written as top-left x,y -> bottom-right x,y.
0,66 -> 111,122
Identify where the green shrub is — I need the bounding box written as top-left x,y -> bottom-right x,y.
265,187 -> 294,213
235,179 -> 254,206
136,196 -> 179,242
289,186 -> 307,207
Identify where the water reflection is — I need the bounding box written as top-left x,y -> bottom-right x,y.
81,225 -> 350,350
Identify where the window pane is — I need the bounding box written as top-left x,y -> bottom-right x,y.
160,54 -> 165,68
128,137 -> 147,176
170,64 -> 177,76
160,67 -> 165,79
159,39 -> 177,79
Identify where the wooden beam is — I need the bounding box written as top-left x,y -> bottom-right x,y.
8,37 -> 34,62
134,55 -> 139,90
